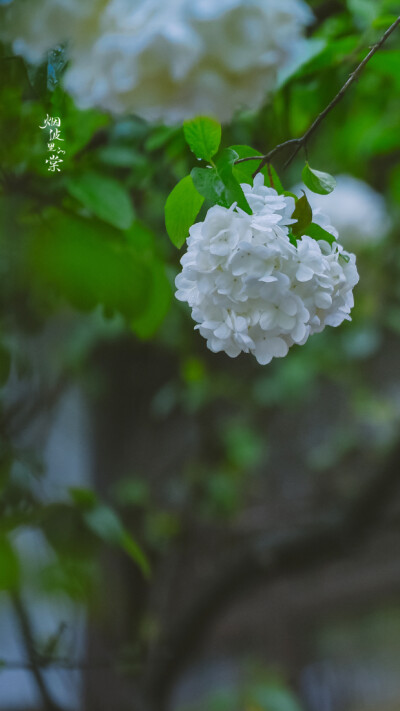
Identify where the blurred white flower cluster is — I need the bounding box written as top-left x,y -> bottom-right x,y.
292,175 -> 392,247
1,0 -> 312,123
175,175 -> 359,365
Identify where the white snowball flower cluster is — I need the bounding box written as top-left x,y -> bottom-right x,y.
1,0 -> 312,123
292,175 -> 392,247
0,0 -> 100,64
175,174 -> 359,365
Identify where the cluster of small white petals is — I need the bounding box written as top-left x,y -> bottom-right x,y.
175,174 -> 359,365
292,175 -> 392,247
1,0 -> 312,123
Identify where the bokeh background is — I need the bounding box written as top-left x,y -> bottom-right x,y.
1,1 -> 400,710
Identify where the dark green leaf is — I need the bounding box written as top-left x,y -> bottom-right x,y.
131,261 -> 172,339
29,212 -> 150,319
277,38 -> 326,87
289,36 -> 360,79
69,487 -> 98,509
165,175 -> 204,248
66,172 -> 135,230
231,145 -> 283,193
191,167 -> 230,207
125,221 -> 172,335
231,145 -> 263,184
96,145 -> 146,168
0,537 -> 19,591
305,222 -> 336,245
291,192 -> 312,237
54,93 -> 110,157
84,505 -> 150,577
0,343 -> 11,386
145,125 -> 180,152
263,163 -> 284,193
215,148 -> 252,214
192,150 -> 252,214
348,0 -> 378,28
47,46 -> 67,92
183,116 -> 221,161
302,163 -> 336,195
370,50 -> 400,90
250,681 -> 303,711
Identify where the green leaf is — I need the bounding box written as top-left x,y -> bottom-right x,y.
145,125 -> 180,152
289,36 -> 360,79
0,343 -> 11,387
191,167 -> 230,207
96,145 -> 146,168
125,221 -> 172,336
348,0 -> 378,28
47,46 -> 67,92
55,93 -> 110,157
305,222 -> 336,246
302,163 -> 336,195
183,116 -> 221,161
277,38 -> 326,87
66,172 -> 135,230
291,192 -> 312,237
192,150 -> 252,214
215,149 -> 252,214
231,145 -> 283,193
0,537 -> 19,591
165,175 -> 204,248
263,163 -> 284,193
131,261 -> 172,339
29,212 -> 150,319
370,50 -> 400,91
84,504 -> 150,578
231,145 -> 263,184
250,681 -> 303,711
372,14 -> 399,29
69,487 -> 98,509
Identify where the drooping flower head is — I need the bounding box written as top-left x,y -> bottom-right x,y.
1,0 -> 313,123
175,174 -> 359,365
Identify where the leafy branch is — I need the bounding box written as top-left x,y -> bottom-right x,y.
234,15 -> 400,176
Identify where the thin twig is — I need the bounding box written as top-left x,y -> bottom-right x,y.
233,15 -> 400,176
283,14 -> 400,167
11,593 -> 65,711
234,138 -> 301,166
0,659 -> 121,670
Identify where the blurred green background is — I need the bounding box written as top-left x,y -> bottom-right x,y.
1,1 -> 400,710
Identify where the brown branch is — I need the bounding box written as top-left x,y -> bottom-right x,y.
11,593 -> 65,711
234,138 -> 301,169
145,437 -> 400,709
0,659 -> 125,670
233,15 -> 400,177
